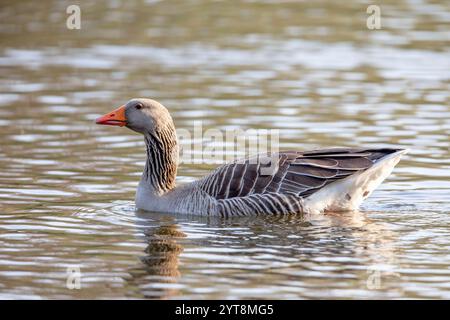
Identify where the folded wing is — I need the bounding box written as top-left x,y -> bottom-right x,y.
198,148 -> 402,200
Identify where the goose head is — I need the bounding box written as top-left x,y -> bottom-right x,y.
96,98 -> 179,193
96,98 -> 175,136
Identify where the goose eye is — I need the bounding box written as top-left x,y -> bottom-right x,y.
136,104 -> 142,110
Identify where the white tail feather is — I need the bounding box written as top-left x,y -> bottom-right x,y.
303,149 -> 408,214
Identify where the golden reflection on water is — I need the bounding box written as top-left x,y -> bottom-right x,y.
0,0 -> 449,299
136,220 -> 185,299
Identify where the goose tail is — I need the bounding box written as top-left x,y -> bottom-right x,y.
304,149 -> 408,213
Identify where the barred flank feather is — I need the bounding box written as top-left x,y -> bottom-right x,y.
190,148 -> 403,215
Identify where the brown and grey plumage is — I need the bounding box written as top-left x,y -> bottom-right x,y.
96,98 -> 407,216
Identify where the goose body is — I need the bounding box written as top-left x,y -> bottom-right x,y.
96,99 -> 407,216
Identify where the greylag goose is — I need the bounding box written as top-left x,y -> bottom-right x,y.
96,99 -> 407,216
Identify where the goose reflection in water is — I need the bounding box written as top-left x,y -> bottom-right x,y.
127,212 -> 186,299
124,209 -> 402,299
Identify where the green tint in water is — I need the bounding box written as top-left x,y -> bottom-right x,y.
0,0 -> 449,299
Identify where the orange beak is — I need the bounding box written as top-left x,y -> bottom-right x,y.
95,105 -> 127,127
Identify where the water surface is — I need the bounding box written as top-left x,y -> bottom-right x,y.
0,0 -> 449,299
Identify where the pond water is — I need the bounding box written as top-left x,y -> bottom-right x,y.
0,0 -> 449,299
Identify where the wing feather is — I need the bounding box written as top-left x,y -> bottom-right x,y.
197,148 -> 402,202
